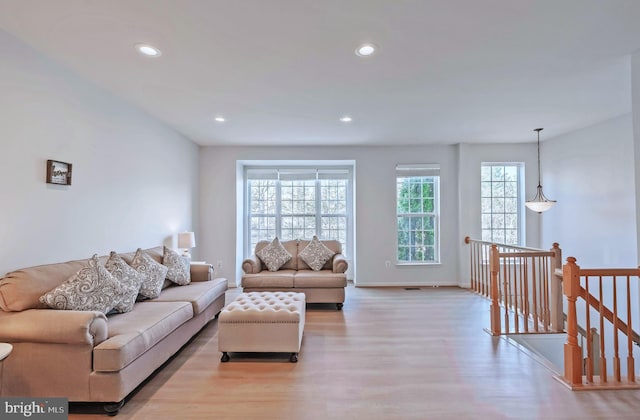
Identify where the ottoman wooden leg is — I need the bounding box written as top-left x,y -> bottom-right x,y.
221,352 -> 230,362
289,353 -> 298,363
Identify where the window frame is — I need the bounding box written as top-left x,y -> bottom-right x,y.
480,162 -> 525,246
244,166 -> 353,258
395,164 -> 441,265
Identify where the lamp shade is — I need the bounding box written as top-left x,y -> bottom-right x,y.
525,197 -> 556,213
178,232 -> 196,249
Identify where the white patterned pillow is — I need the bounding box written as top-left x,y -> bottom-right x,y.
163,246 -> 191,285
39,254 -> 126,314
256,237 -> 292,272
130,248 -> 168,299
299,236 -> 336,271
104,251 -> 144,313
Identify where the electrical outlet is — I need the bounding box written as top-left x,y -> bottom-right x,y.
216,261 -> 222,269
385,260 -> 391,268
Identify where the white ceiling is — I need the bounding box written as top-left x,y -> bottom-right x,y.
1,0 -> 639,146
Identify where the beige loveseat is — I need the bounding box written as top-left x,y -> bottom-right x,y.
241,239 -> 348,309
0,246 -> 227,415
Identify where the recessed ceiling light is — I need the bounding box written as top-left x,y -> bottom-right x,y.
339,116 -> 353,123
355,43 -> 377,57
214,116 -> 226,123
135,43 -> 162,57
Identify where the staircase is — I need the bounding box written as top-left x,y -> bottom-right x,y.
465,237 -> 640,390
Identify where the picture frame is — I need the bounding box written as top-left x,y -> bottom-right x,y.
46,160 -> 72,185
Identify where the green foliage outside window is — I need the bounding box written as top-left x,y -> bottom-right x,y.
396,176 -> 438,263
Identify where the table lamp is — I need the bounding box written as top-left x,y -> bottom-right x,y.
178,232 -> 196,257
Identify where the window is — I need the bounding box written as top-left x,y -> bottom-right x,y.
481,163 -> 523,245
246,167 -> 351,256
396,164 -> 440,264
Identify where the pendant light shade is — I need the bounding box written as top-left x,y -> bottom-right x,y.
525,128 -> 556,213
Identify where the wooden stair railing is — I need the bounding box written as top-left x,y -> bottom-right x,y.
577,287 -> 640,347
465,237 -> 562,335
561,257 -> 640,390
563,313 -> 602,375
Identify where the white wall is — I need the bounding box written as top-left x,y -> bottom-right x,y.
200,146 -> 459,287
200,143 -> 539,288
542,114 -> 639,363
541,114 -> 637,267
0,30 -> 199,275
633,51 -> 640,264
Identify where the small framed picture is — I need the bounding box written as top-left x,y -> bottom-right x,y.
46,160 -> 72,185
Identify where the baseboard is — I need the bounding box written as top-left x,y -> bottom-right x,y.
354,282 -> 461,287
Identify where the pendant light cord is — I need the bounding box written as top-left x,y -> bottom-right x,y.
535,128 -> 543,187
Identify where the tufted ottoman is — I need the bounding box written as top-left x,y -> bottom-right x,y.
218,291 -> 305,362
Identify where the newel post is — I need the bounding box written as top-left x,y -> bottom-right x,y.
550,243 -> 563,332
489,244 -> 501,335
563,257 -> 583,386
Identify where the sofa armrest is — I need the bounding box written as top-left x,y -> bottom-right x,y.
333,253 -> 349,273
242,255 -> 262,274
190,263 -> 213,282
0,309 -> 108,345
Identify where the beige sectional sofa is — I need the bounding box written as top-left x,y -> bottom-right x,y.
241,239 -> 348,309
0,246 -> 227,415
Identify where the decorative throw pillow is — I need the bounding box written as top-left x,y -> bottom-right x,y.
130,248 -> 168,299
104,251 -> 144,313
162,246 -> 191,285
300,236 -> 335,271
256,237 -> 292,272
39,254 -> 126,314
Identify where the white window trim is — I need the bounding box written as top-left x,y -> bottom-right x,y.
395,164 -> 441,265
480,162 -> 526,246
243,164 -> 354,259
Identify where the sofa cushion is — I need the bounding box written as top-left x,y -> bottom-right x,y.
39,254 -> 127,314
130,249 -> 168,299
120,246 -> 172,290
242,270 -> 295,288
297,239 -> 342,270
93,301 -> 193,372
152,278 -> 228,315
256,237 -> 292,272
0,247 -> 167,312
0,259 -> 87,312
299,236 -> 336,271
162,246 -> 191,285
255,239 -> 299,271
119,246 -> 163,265
293,270 -> 347,288
104,251 -> 144,313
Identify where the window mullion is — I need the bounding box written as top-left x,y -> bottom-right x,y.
315,177 -> 321,238
276,178 -> 282,239
245,179 -> 251,256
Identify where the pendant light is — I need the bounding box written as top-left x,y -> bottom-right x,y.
525,128 -> 556,213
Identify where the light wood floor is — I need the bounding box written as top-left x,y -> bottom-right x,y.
70,286 -> 640,419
